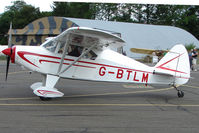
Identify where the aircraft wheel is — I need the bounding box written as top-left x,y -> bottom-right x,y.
177,91 -> 184,98
39,96 -> 52,101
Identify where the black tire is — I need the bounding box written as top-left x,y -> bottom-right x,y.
39,96 -> 52,101
177,91 -> 184,98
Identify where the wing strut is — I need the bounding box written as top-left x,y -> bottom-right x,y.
58,43 -> 98,76
57,34 -> 70,74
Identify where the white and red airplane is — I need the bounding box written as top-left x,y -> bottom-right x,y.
0,25 -> 190,100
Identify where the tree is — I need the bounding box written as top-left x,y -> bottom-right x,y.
6,0 -> 41,29
52,2 -> 96,19
142,4 -> 156,24
132,4 -> 144,23
185,43 -> 196,51
111,4 -> 134,22
149,5 -> 185,26
175,6 -> 199,39
94,3 -> 119,21
0,0 -> 42,44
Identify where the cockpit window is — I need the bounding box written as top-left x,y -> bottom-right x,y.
67,45 -> 83,57
43,40 -> 57,52
42,38 -> 98,60
56,41 -> 65,54
84,50 -> 97,60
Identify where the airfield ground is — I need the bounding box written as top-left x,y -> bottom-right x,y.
0,61 -> 199,133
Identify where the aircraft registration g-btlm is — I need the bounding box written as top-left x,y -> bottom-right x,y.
0,25 -> 190,100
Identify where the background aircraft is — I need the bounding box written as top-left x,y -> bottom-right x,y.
130,47 -> 169,63
130,47 -> 168,56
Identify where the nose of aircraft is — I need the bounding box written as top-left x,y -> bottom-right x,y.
1,46 -> 16,63
2,48 -> 12,56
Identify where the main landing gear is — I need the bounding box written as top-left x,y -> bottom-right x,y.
39,96 -> 52,101
177,91 -> 184,98
31,75 -> 64,101
173,85 -> 184,98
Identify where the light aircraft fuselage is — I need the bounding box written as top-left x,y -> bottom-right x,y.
1,27 -> 190,100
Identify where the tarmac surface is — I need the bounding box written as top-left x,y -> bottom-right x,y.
0,61 -> 199,133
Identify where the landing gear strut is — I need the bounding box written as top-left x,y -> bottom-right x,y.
173,85 -> 184,98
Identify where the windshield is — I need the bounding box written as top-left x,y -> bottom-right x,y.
42,39 -> 57,52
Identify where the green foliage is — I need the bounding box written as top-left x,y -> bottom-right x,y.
94,3 -> 120,21
0,0 -> 42,45
185,43 -> 196,51
175,6 -> 199,40
52,2 -> 96,19
92,4 -> 199,40
40,11 -> 53,17
6,1 -> 42,29
0,11 -> 14,45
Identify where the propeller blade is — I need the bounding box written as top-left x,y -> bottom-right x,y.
5,22 -> 13,81
8,22 -> 12,48
5,55 -> 11,81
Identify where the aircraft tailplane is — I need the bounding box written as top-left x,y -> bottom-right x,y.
153,44 -> 190,85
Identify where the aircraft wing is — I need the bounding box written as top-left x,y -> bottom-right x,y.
54,27 -> 125,49
130,48 -> 156,54
130,48 -> 168,55
54,27 -> 125,75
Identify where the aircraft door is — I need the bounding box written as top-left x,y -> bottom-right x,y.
73,50 -> 97,80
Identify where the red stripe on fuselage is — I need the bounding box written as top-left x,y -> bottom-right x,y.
17,51 -> 189,80
17,51 -> 39,68
17,51 -> 152,74
39,59 -> 96,69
